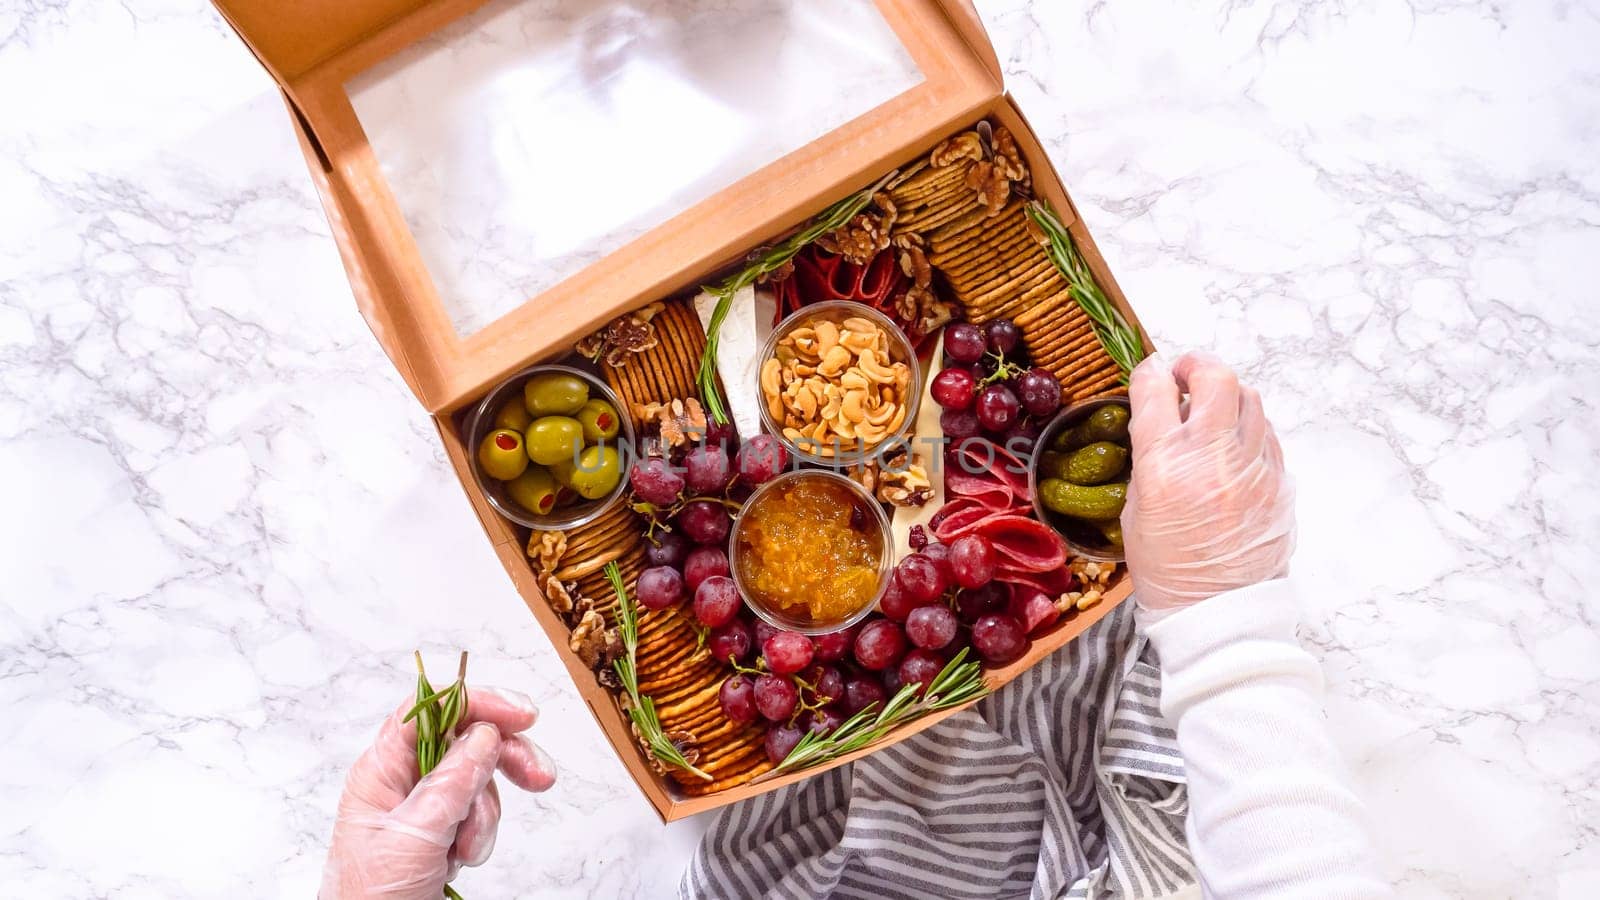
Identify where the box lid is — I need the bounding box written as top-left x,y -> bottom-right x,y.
214,0 -> 1003,412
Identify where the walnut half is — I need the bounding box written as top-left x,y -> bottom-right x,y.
569,610 -> 621,669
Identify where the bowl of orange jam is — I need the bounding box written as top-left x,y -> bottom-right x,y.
730,470 -> 893,635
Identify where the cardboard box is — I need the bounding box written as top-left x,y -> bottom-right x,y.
213,0 -> 1144,820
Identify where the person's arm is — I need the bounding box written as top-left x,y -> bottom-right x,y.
1122,353 -> 1387,897
1144,582 -> 1387,897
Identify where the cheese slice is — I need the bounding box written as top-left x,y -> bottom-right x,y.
890,331 -> 947,560
692,284 -> 773,441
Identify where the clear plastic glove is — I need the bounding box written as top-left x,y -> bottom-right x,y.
1121,352 -> 1296,612
321,687 -> 558,898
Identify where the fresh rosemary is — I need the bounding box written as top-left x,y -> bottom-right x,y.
765,648 -> 990,778
1026,201 -> 1146,380
405,651 -> 469,900
695,172 -> 897,425
606,561 -> 713,781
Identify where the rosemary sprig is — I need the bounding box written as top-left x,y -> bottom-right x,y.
406,652 -> 469,900
695,172 -> 897,424
606,561 -> 713,781
764,648 -> 990,778
1026,201 -> 1146,380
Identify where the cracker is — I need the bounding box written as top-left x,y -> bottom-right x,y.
900,195 -> 984,235
1015,292 -> 1088,329
680,759 -> 775,795
936,235 -> 1038,285
653,682 -> 723,720
1032,330 -> 1104,370
1060,365 -> 1126,402
946,253 -> 1052,298
963,265 -> 1062,314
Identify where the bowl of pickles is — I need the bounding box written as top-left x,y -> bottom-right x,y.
1030,397 -> 1132,563
466,364 -> 634,530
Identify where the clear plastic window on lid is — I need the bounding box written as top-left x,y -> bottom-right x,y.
346,0 -> 925,337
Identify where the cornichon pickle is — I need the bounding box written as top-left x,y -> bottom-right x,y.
1063,441 -> 1129,486
1052,404 -> 1131,450
1038,450 -> 1070,481
1039,478 -> 1128,520
1094,518 -> 1124,548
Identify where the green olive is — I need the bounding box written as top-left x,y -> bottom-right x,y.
523,373 -> 590,417
493,401 -> 532,433
547,457 -> 577,487
506,467 -> 558,515
524,416 -> 585,466
576,398 -> 621,443
568,445 -> 621,500
477,429 -> 529,481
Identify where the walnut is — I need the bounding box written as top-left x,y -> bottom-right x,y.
875,449 -> 933,507
634,397 -> 709,449
931,132 -> 984,167
569,610 -> 618,669
530,531 -> 567,578
758,258 -> 795,284
816,210 -> 890,266
967,160 -> 1012,213
992,126 -> 1030,186
873,191 -> 899,233
544,574 -> 576,615
578,301 -> 665,367
914,287 -> 956,337
846,461 -> 878,496
897,240 -> 933,289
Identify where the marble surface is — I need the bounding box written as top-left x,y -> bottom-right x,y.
1,1 -> 1596,897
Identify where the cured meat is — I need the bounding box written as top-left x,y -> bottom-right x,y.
944,438 -> 1032,508
774,246 -> 912,332
932,513 -> 1066,574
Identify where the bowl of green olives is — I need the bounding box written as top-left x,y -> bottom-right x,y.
466,364 -> 634,530
1030,397 -> 1132,563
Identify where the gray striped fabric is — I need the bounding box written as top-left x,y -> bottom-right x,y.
681,603 -> 1195,899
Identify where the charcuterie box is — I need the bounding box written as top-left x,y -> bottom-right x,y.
213,0 -> 1148,820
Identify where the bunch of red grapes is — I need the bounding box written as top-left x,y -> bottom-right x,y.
931,318 -> 1062,450
705,523 -> 1036,765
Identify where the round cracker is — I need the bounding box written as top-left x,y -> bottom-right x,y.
930,222 -> 1035,275
680,759 -> 775,795
1015,292 -> 1089,328
653,681 -> 723,720
1031,328 -> 1104,369
945,252 -> 1051,297
928,207 -> 1030,256
1061,365 -> 1126,402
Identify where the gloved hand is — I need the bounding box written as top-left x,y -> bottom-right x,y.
1121,352 -> 1296,612
321,687 -> 558,898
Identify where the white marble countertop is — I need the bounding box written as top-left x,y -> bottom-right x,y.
3,1 -> 1597,897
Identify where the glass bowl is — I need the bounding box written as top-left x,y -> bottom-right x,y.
1030,396 -> 1131,563
465,364 -> 634,531
755,300 -> 921,468
730,470 -> 894,636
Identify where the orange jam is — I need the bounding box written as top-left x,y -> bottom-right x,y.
735,475 -> 884,624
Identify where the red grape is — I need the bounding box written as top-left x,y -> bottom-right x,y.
985,319 -> 1021,356
940,408 -> 981,440
921,541 -> 955,585
948,534 -> 997,589
683,546 -> 730,591
882,666 -> 905,694
685,444 -> 732,495
854,619 -> 907,671
678,499 -> 731,544
693,575 -> 742,628
636,566 -> 685,610
645,532 -> 690,568
801,665 -> 845,706
945,322 -> 986,364
708,620 -> 753,663
629,457 -> 684,506
842,674 -> 887,715
976,384 -> 1020,432
804,708 -> 846,736
753,619 -> 780,649
1017,367 -> 1062,417
754,673 -> 799,721
955,582 -> 1008,622
812,628 -> 853,664
905,604 -> 958,650
719,674 -> 758,724
878,577 -> 920,622
972,614 -> 1029,664
931,367 -> 978,411
762,631 -> 815,675
735,434 -> 789,486
764,722 -> 804,763
895,553 -> 948,605
899,648 -> 945,695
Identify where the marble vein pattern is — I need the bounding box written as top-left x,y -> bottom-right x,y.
1,0 -> 1597,897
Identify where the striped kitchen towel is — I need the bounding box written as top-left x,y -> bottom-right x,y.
681,602 -> 1195,899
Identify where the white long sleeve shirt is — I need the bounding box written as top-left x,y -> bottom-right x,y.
1141,579 -> 1391,899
